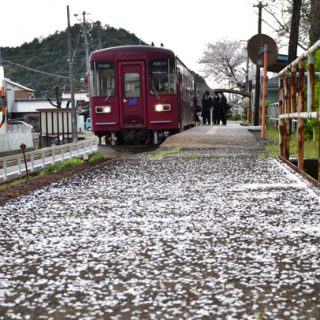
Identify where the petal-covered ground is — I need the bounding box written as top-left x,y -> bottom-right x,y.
0,125 -> 320,319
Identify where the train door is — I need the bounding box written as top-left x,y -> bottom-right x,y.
119,62 -> 147,128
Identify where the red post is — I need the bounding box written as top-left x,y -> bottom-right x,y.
284,74 -> 291,159
278,78 -> 284,157
290,65 -> 297,113
297,59 -> 305,171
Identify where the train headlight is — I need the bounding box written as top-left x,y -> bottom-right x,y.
155,104 -> 171,112
96,106 -> 112,113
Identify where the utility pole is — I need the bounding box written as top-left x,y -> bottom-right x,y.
82,11 -> 90,74
253,1 -> 267,126
67,5 -> 77,143
245,46 -> 251,122
97,21 -> 102,49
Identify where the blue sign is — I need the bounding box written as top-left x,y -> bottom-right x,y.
128,98 -> 137,106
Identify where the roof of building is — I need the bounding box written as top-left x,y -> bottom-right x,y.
5,79 -> 35,92
62,91 -> 89,101
11,99 -> 70,113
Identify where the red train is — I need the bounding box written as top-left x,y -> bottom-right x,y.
89,45 -> 195,145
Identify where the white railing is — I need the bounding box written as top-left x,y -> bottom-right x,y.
0,139 -> 98,182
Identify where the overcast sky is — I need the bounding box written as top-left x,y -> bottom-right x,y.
2,0 -> 276,87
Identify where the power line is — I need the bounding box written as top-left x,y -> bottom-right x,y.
2,59 -> 70,79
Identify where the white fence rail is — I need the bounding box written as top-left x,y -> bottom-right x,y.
0,139 -> 98,182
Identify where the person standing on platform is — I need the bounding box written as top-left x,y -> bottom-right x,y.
212,91 -> 220,125
193,96 -> 202,124
219,92 -> 228,125
201,91 -> 213,125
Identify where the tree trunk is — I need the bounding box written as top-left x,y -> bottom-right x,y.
288,0 -> 302,64
309,0 -> 320,45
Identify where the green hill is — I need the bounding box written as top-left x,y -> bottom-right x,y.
1,22 -> 211,98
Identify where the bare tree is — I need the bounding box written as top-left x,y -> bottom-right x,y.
309,0 -> 320,45
288,0 -> 302,63
47,86 -> 71,109
263,0 -> 310,50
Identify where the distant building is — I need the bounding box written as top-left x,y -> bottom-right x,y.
10,99 -> 71,132
62,91 -> 90,115
5,79 -> 35,113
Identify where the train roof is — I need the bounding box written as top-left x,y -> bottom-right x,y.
90,45 -> 176,61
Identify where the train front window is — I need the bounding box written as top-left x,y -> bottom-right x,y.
149,59 -> 176,96
124,73 -> 140,98
92,62 -> 115,97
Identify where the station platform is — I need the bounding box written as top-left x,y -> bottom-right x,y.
162,121 -> 261,149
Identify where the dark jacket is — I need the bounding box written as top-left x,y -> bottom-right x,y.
219,94 -> 228,113
212,95 -> 220,115
202,96 -> 213,113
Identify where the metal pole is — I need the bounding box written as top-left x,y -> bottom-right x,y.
97,21 -> 102,49
253,1 -> 265,126
308,52 -> 315,112
82,11 -> 90,74
261,43 -> 268,139
67,6 -> 77,143
245,45 -> 251,122
298,59 -> 305,170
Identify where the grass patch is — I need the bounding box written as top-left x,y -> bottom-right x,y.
265,144 -> 280,158
288,137 -> 318,159
258,153 -> 267,160
89,151 -> 104,162
147,146 -> 181,160
189,153 -> 199,160
41,158 -> 83,175
265,127 -> 319,159
0,176 -> 30,191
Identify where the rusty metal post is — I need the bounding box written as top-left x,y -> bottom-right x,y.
297,59 -> 305,171
279,118 -> 285,157
290,65 -> 297,136
318,77 -> 320,182
278,77 -> 284,157
318,126 -> 320,182
284,74 -> 291,159
261,43 -> 268,140
298,116 -> 304,170
290,65 -> 297,113
308,52 -> 315,112
20,143 -> 29,181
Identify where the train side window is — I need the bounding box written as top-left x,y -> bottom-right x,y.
149,59 -> 176,96
124,73 -> 140,98
92,62 -> 116,97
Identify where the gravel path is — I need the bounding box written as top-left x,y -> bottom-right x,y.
0,123 -> 319,319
